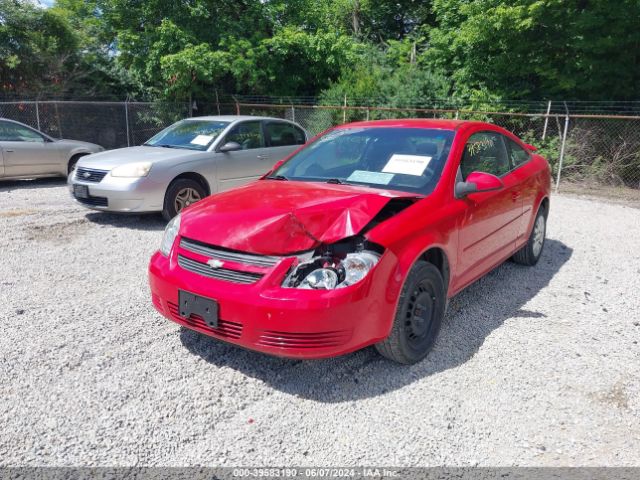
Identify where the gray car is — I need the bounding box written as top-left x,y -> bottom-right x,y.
69,115 -> 308,219
0,118 -> 104,180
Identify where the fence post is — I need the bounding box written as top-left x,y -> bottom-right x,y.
232,96 -> 240,115
366,108 -> 370,121
542,100 -> 552,140
343,95 -> 347,123
35,101 -> 41,131
555,114 -> 570,193
215,89 -> 221,116
124,100 -> 131,147
291,105 -> 295,122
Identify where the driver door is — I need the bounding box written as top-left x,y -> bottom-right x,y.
456,131 -> 523,287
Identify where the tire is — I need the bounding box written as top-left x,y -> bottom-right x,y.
162,178 -> 206,221
67,154 -> 86,175
375,261 -> 446,364
512,206 -> 547,266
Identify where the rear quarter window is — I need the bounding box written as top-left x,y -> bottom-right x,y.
506,138 -> 531,168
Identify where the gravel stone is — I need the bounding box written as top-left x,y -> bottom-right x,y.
0,178 -> 639,466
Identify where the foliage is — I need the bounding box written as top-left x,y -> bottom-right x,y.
426,0 -> 640,101
0,0 -> 78,95
2,0 -> 640,105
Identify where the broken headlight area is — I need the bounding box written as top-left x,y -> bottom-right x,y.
283,237 -> 382,290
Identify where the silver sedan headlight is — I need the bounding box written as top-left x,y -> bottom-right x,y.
111,161 -> 152,178
160,214 -> 180,256
283,251 -> 380,289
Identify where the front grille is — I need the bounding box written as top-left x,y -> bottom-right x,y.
167,301 -> 242,339
256,329 -> 352,349
76,167 -> 108,183
74,194 -> 108,207
180,238 -> 281,268
177,254 -> 263,284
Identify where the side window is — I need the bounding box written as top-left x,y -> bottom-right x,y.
265,122 -> 305,147
506,138 -> 530,168
460,132 -> 510,180
223,121 -> 264,150
0,121 -> 44,142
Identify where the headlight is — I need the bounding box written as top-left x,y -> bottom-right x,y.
160,214 -> 180,256
111,162 -> 152,177
284,250 -> 380,289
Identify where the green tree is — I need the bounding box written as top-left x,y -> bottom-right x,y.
426,0 -> 640,101
0,0 -> 79,96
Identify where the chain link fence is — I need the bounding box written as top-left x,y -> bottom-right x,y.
1,99 -> 639,194
0,101 -> 189,150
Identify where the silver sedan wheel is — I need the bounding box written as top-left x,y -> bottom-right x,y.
532,214 -> 546,258
174,187 -> 202,213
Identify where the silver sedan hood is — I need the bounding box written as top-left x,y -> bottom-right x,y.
56,139 -> 103,151
78,146 -> 204,169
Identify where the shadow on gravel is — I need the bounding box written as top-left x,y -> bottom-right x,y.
180,238 -> 573,402
85,212 -> 166,231
0,177 -> 67,191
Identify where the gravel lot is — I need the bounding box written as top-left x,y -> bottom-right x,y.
0,178 -> 639,467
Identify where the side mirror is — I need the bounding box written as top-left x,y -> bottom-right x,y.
455,171 -> 504,198
219,141 -> 242,153
524,143 -> 537,152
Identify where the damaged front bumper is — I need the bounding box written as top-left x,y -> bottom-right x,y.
148,238 -> 401,359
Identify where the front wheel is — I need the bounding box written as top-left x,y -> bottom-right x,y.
512,206 -> 547,266
162,179 -> 206,221
375,261 -> 446,364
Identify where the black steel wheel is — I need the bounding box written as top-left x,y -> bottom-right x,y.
375,261 -> 446,364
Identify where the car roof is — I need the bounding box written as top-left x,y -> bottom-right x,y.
185,115 -> 297,123
335,118 -> 493,131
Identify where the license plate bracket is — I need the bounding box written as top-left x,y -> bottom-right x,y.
178,290 -> 218,329
73,184 -> 89,199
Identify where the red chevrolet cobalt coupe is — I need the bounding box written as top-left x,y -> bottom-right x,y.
149,120 -> 550,364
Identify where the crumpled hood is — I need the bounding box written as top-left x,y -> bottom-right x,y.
78,145 -> 204,169
180,180 -> 420,255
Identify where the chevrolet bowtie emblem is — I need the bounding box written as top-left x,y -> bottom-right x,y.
207,259 -> 224,269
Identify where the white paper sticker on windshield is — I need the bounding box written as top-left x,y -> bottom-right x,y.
382,154 -> 432,176
190,134 -> 214,146
347,170 -> 394,185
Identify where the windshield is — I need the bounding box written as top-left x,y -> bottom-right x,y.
144,120 -> 229,151
270,127 -> 455,194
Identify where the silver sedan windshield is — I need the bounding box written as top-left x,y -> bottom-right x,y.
145,120 -> 229,151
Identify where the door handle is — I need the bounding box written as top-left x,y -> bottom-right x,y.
5,149 -> 14,153
512,192 -> 521,201
256,154 -> 268,160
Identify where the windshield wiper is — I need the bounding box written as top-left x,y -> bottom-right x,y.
325,178 -> 348,184
266,174 -> 288,181
154,144 -> 181,149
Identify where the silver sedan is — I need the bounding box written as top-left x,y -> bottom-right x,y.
0,118 -> 104,180
69,115 -> 308,220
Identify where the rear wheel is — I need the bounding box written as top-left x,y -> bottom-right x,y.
512,206 -> 547,266
162,179 -> 206,221
375,261 -> 446,364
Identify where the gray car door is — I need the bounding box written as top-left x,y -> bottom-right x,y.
215,120 -> 271,191
0,120 -> 60,176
